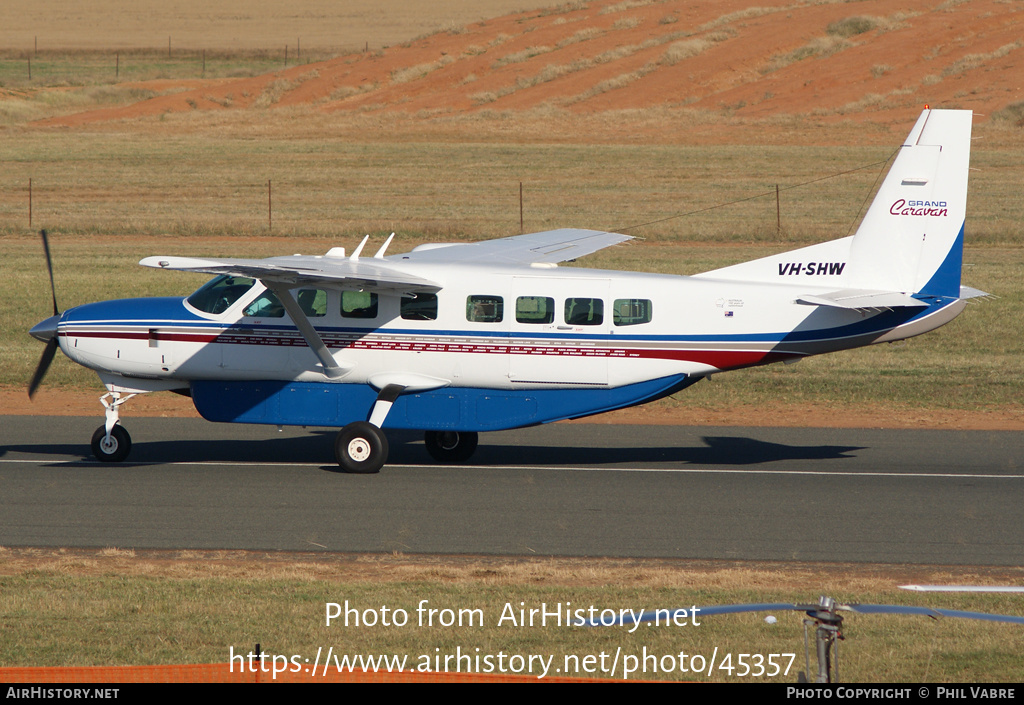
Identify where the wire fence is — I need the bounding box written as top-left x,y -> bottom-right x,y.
0,44 -> 354,86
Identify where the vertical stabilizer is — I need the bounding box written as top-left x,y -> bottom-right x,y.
846,109 -> 972,298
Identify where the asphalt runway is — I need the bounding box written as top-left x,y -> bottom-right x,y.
2,415 -> 1023,565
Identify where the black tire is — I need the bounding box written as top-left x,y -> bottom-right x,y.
424,430 -> 478,463
335,422 -> 388,474
91,424 -> 132,463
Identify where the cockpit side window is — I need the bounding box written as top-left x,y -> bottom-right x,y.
186,275 -> 256,314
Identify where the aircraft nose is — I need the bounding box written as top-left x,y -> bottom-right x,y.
30,314 -> 60,343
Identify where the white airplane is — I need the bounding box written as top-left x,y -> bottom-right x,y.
29,108 -> 984,473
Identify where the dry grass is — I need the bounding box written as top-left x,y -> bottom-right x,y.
662,38 -> 715,65
943,41 -> 1022,77
2,548 -> 1022,680
825,16 -> 885,38
0,0 -> 557,52
761,35 -> 853,75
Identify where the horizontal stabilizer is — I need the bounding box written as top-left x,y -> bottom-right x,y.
959,285 -> 991,300
796,289 -> 927,311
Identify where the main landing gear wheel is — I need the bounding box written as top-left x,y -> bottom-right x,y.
424,430 -> 478,463
91,424 -> 132,463
335,422 -> 389,474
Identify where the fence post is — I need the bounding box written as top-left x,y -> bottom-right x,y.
776,184 -> 781,235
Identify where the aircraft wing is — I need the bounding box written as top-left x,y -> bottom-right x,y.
139,255 -> 441,293
796,289 -> 928,311
394,228 -> 632,265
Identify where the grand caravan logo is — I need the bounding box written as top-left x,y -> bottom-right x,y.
890,199 -> 949,217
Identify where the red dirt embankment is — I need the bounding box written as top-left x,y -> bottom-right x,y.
40,0 -> 1024,131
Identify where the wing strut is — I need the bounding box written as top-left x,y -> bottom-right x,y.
263,282 -> 348,379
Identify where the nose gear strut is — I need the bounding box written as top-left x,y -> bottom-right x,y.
91,392 -> 136,462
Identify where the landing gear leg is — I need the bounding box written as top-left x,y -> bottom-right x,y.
333,384 -> 404,474
91,392 -> 135,462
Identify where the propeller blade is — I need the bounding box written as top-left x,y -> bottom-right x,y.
29,230 -> 62,399
40,229 -> 58,316
28,337 -> 58,399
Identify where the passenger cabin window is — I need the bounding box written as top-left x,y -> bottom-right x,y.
564,297 -> 603,326
613,298 -> 653,326
341,291 -> 378,319
401,293 -> 438,321
467,295 -> 503,323
186,275 -> 256,314
243,290 -> 285,318
297,289 -> 327,317
516,296 -> 555,324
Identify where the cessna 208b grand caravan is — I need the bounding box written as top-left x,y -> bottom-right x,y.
29,108 -> 983,473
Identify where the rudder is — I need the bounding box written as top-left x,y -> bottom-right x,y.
846,109 -> 972,298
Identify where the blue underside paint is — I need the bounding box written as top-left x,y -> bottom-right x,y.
190,375 -> 699,431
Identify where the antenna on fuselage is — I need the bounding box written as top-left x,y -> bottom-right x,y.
374,233 -> 396,259
350,235 -> 369,260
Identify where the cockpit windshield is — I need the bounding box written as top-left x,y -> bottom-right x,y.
186,275 -> 256,314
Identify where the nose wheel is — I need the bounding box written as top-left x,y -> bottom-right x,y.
91,424 -> 132,462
